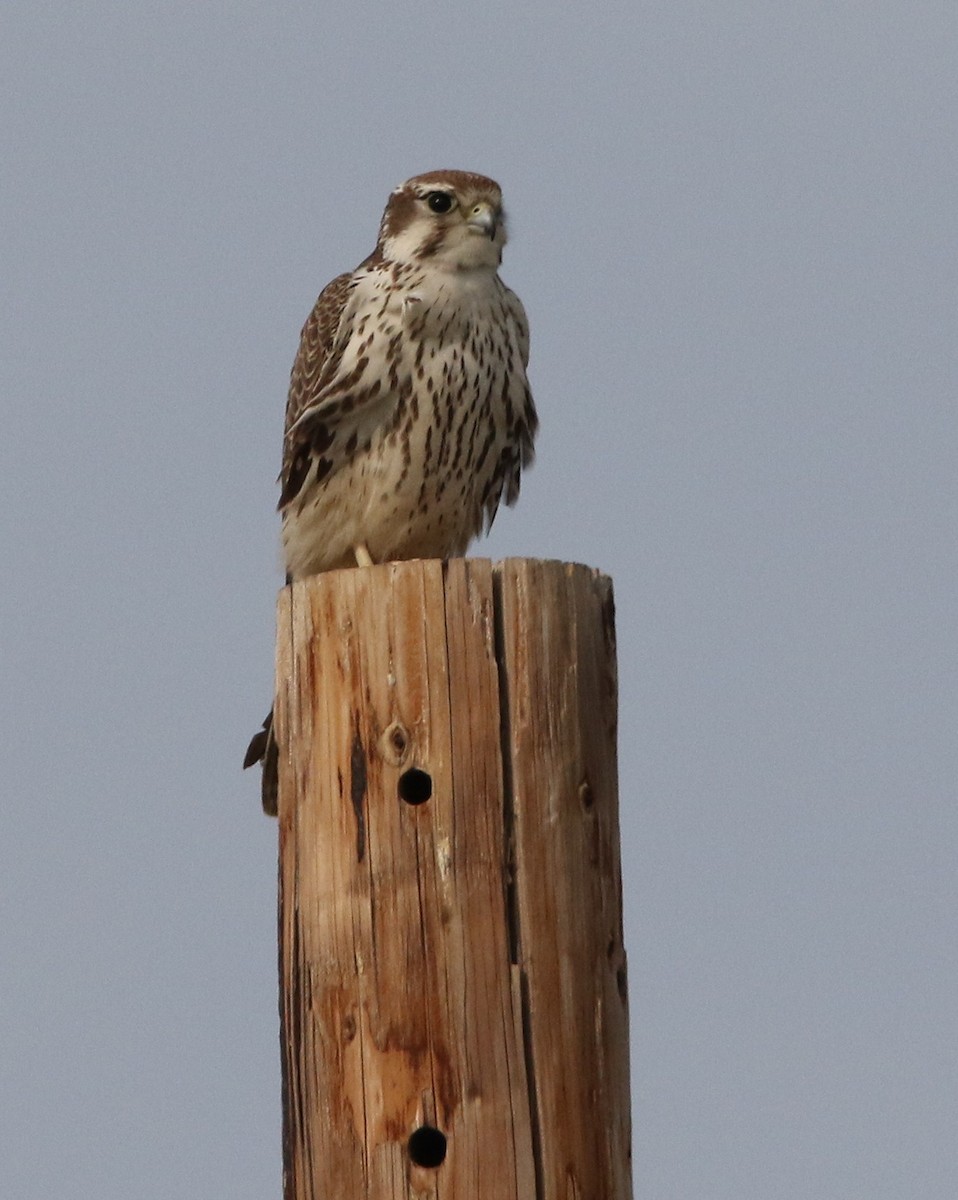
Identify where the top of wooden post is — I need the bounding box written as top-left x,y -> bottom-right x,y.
274,558 -> 631,1199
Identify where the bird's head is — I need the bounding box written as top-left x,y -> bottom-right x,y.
376,170 -> 507,271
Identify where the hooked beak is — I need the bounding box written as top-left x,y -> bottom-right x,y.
466,201 -> 499,239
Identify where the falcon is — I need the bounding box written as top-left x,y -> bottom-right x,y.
245,169 -> 538,813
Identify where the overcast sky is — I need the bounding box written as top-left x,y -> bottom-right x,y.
3,3 -> 956,1197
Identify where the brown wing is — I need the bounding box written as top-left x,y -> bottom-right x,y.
278,271 -> 354,509
494,286 -> 538,513
278,262 -> 404,512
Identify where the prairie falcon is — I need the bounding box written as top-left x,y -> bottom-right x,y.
245,169 -> 538,813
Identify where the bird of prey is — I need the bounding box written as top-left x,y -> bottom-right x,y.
245,169 -> 538,814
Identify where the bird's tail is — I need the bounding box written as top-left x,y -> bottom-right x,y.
244,709 -> 278,816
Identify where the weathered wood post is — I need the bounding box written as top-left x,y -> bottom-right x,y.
274,558 -> 631,1199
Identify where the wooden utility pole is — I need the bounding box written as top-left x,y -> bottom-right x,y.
274,558 -> 631,1199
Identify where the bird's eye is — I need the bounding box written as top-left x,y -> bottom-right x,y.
426,191 -> 455,214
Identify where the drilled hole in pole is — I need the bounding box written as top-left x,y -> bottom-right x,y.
398,768 -> 433,806
408,1125 -> 447,1168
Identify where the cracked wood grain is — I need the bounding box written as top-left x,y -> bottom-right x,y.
275,558 -> 630,1199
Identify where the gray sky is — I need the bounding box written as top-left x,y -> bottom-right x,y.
3,2 -> 956,1197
